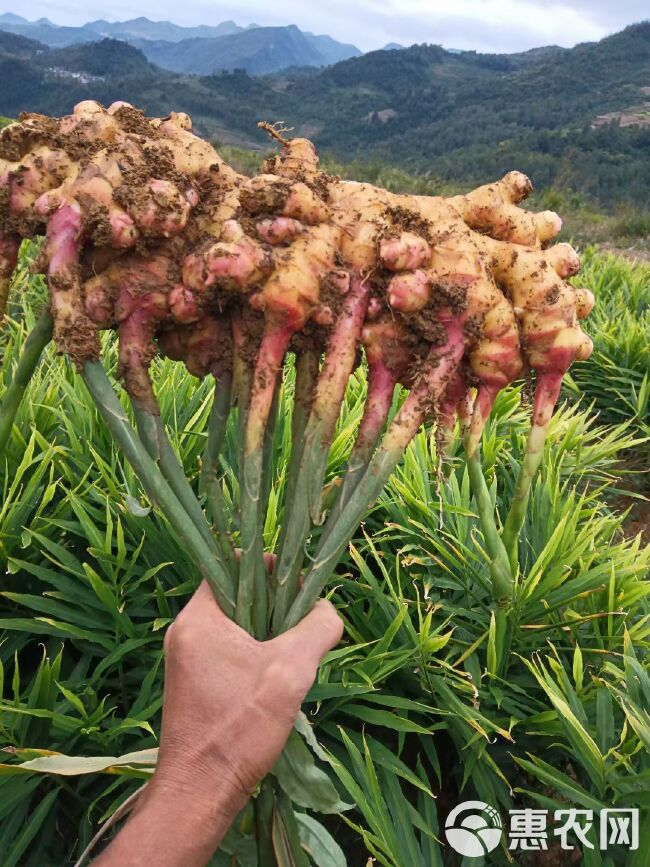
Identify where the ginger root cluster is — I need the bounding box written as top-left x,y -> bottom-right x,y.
0,102 -> 592,451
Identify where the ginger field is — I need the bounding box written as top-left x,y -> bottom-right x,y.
0,239 -> 648,864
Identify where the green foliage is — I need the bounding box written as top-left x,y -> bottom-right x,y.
214,140 -> 459,194
0,247 -> 649,864
611,210 -> 650,240
46,38 -> 155,77
213,142 -> 272,177
565,250 -> 650,440
320,156 -> 455,197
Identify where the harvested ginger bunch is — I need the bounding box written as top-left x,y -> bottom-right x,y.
0,102 -> 593,629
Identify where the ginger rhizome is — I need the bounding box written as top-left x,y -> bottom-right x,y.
0,101 -> 594,629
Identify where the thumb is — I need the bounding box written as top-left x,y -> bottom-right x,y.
271,599 -> 343,666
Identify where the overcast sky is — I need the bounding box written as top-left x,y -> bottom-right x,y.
6,1 -> 648,52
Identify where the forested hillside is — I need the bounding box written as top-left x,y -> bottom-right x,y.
1,23 -> 649,206
282,25 -> 650,203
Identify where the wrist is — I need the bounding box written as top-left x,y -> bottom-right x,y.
94,776 -> 245,866
144,772 -> 247,832
151,736 -> 259,815
137,715 -> 277,849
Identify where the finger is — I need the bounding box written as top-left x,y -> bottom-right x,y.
270,599 -> 343,665
181,579 -> 235,628
233,549 -> 276,574
170,579 -> 260,656
167,580 -> 258,656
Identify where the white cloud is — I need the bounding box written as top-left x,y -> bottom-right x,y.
5,0 -> 646,52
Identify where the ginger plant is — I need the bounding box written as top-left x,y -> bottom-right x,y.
0,102 -> 593,860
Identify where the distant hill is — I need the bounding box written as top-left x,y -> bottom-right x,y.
83,17 -> 249,42
0,13 -> 96,47
0,12 -> 247,44
0,29 -> 43,57
45,38 -> 156,78
0,14 -> 361,74
131,25 -> 361,75
302,31 -> 362,65
0,22 -> 648,207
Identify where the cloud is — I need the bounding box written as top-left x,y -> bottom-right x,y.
293,0 -> 609,52
8,0 -> 647,52
555,1 -> 649,29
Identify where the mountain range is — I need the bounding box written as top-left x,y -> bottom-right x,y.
0,19 -> 648,207
0,14 -> 362,74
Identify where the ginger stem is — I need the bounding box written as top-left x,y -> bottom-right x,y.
464,444 -> 514,604
232,313 -> 252,481
271,275 -> 369,629
201,373 -> 238,574
81,361 -> 236,615
237,326 -> 291,634
271,350 -> 319,632
0,309 -> 54,457
252,378 -> 281,638
324,360 -> 396,532
254,777 -> 277,867
0,236 -> 19,323
502,372 -> 563,570
282,329 -> 465,631
305,275 -> 370,523
133,400 -> 235,581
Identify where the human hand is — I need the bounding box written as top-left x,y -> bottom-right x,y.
152,579 -> 343,811
93,581 -> 343,866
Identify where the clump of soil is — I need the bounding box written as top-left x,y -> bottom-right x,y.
113,105 -> 159,139
385,204 -> 435,242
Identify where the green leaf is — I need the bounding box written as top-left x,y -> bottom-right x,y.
92,638 -> 152,680
3,787 -> 59,867
273,731 -> 353,814
595,687 -> 615,754
55,682 -> 87,719
340,704 -> 432,734
487,611 -> 497,676
272,789 -> 310,867
295,813 -> 347,867
343,731 -> 433,796
573,644 -> 584,693
294,712 -> 329,762
379,765 -> 424,866
110,717 -> 156,738
513,755 -> 605,811
5,748 -> 158,776
0,617 -> 113,650
124,495 -> 151,517
521,654 -> 605,793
